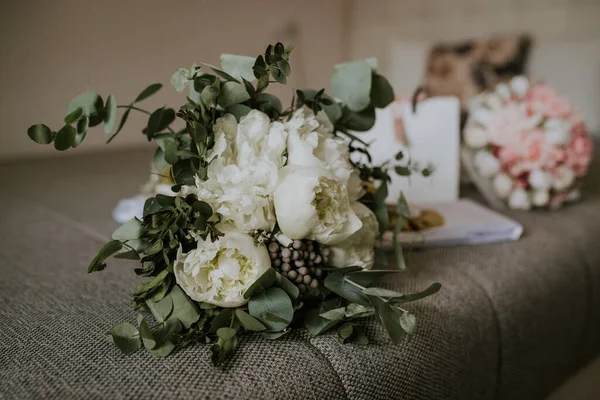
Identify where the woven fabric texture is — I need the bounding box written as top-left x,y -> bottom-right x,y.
0,149 -> 598,400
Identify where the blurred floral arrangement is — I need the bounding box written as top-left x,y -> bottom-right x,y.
463,76 -> 593,210
26,43 -> 440,366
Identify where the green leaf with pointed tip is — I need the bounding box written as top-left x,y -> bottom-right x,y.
137,315 -> 157,350
209,308 -> 233,334
88,240 -> 122,273
147,107 -> 175,139
114,249 -> 140,260
107,107 -> 130,144
225,104 -> 252,122
369,296 -> 406,344
217,327 -> 237,341
319,307 -> 346,321
389,282 -> 442,305
27,124 -> 53,144
220,54 -> 256,82
332,60 -> 372,112
248,287 -> 293,331
274,272 -> 299,300
370,73 -> 395,108
108,322 -> 140,354
64,107 -> 83,124
103,95 -> 117,133
338,322 -> 354,339
112,218 -> 142,241
243,268 -> 276,299
324,272 -> 370,306
53,125 -> 76,151
218,81 -> 251,108
134,83 -> 162,103
234,309 -> 266,331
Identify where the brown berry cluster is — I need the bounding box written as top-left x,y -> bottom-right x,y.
267,238 -> 329,297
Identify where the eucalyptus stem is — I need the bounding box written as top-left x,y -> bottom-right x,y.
343,277 -> 408,313
117,105 -> 177,134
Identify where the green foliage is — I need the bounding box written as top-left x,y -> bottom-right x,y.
27,124 -> 53,144
248,287 -> 293,331
108,322 -> 141,355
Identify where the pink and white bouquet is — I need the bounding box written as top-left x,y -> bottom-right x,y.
463,76 -> 593,210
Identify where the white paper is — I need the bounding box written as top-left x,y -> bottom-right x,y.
360,97 -> 461,205
383,199 -> 523,248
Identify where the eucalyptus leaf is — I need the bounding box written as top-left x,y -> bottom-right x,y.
209,308 -> 233,334
137,314 -> 157,349
73,116 -> 89,147
338,322 -> 354,339
103,94 -> 117,133
319,307 -> 346,321
361,287 -> 404,298
218,81 -> 251,108
342,106 -> 376,131
111,218 -> 142,241
53,125 -> 76,151
88,240 -> 122,272
146,294 -> 174,323
164,139 -> 178,164
169,285 -> 200,329
390,282 -> 442,305
248,287 -> 293,331
370,73 -> 395,108
324,272 -> 370,306
225,104 -> 252,122
274,271 -> 299,300
64,107 -> 83,124
373,180 -> 389,233
134,83 -> 162,103
147,107 -> 175,139
108,322 -> 140,354
68,92 -> 103,117
220,54 -> 256,82
143,197 -> 162,217
114,249 -> 140,260
217,327 -> 237,341
27,124 -> 53,144
234,309 -> 266,331
399,312 -> 417,334
304,307 -> 341,336
331,60 -> 372,112
370,296 -> 406,344
335,57 -> 378,71
243,268 -> 276,299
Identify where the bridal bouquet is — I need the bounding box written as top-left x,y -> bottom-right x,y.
26,43 -> 440,365
463,76 -> 592,210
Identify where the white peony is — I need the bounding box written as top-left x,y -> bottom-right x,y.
532,190 -> 550,207
273,165 -> 362,245
284,107 -> 357,189
329,202 -> 379,269
474,150 -> 501,178
174,232 -> 271,307
508,188 -> 531,210
493,173 -> 513,199
528,169 -> 552,191
464,126 -> 488,149
495,83 -> 511,100
553,166 -> 575,191
510,76 -> 530,98
545,119 -> 572,146
183,110 -> 287,232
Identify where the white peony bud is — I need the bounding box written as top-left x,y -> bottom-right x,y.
273,165 -> 362,245
464,126 -> 488,149
510,76 -> 530,98
545,119 -> 572,146
472,109 -> 492,127
508,188 -> 531,210
485,93 -> 503,110
532,190 -> 550,207
329,202 -> 379,270
528,169 -> 552,191
474,150 -> 501,178
493,173 -> 513,199
495,83 -> 511,100
553,166 -> 575,191
174,232 -> 271,308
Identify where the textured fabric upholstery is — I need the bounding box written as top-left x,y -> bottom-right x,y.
1,149 -> 598,400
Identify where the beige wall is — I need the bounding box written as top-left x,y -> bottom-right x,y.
0,0 -> 345,160
347,0 -> 600,132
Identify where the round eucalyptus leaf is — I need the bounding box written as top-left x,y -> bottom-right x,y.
68,92 -> 103,116
108,322 -> 140,355
342,105 -> 376,132
331,60 -> 372,112
103,94 -> 117,134
218,81 -> 251,108
248,287 -> 293,331
27,124 -> 53,144
73,115 -> 89,147
53,125 -> 76,151
220,54 -> 256,82
370,73 -> 395,108
64,107 -> 83,124
225,104 -> 252,122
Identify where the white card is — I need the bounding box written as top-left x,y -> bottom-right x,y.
360,97 -> 461,204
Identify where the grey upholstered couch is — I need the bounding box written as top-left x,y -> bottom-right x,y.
1,149 -> 599,400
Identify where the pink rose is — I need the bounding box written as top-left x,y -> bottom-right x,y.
526,84 -> 572,119
565,122 -> 593,177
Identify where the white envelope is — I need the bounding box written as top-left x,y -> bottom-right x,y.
359,97 -> 461,205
